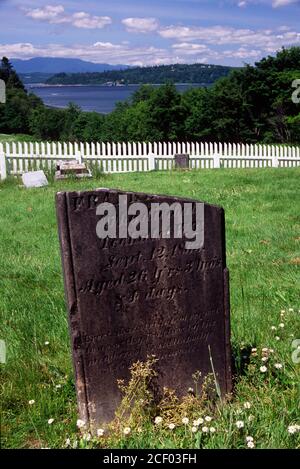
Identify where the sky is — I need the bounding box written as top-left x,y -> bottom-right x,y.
0,0 -> 299,66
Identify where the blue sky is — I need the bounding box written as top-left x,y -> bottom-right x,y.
0,0 -> 299,66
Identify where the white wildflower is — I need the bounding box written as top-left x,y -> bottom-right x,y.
182,417 -> 189,425
247,441 -> 255,449
288,426 -> 297,434
244,402 -> 251,409
47,418 -> 54,425
261,357 -> 268,362
193,418 -> 204,426
246,436 -> 254,442
274,363 -> 283,370
210,427 -> 216,433
97,428 -> 105,437
275,336 -> 280,341
28,400 -> 35,405
168,423 -> 176,430
123,427 -> 131,435
205,416 -> 212,422
236,420 -> 244,429
76,419 -> 86,429
154,416 -> 163,425
260,366 -> 267,373
271,326 -> 277,331
288,425 -> 300,434
65,438 -> 71,446
82,433 -> 91,441
279,323 -> 285,329
202,426 -> 209,433
192,426 -> 198,433
44,341 -> 49,345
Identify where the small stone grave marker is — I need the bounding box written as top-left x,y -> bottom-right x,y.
174,154 -> 190,169
55,160 -> 92,180
22,170 -> 48,188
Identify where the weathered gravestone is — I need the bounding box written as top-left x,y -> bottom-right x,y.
56,188 -> 231,431
22,170 -> 48,188
174,154 -> 190,169
55,160 -> 92,180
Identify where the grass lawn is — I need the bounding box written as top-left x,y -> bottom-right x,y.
0,133 -> 35,143
0,168 -> 300,449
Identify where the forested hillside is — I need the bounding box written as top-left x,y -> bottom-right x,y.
1,47 -> 299,143
46,63 -> 234,85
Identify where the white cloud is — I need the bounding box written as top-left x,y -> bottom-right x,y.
172,43 -> 209,56
235,0 -> 299,7
0,40 -> 268,66
272,0 -> 299,7
25,5 -> 65,21
159,24 -> 300,51
122,17 -> 159,33
0,41 -> 173,66
25,5 -> 112,29
71,12 -> 111,29
223,47 -> 262,59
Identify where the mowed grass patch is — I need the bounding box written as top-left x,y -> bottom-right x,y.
0,167 -> 299,449
0,134 -> 35,143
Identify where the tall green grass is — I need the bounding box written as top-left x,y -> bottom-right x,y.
0,168 -> 299,448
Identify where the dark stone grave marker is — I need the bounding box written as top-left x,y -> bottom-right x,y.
174,154 -> 190,169
56,188 -> 231,431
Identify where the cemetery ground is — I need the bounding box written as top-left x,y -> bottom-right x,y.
1,167 -> 300,449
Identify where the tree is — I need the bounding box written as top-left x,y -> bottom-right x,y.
60,103 -> 81,140
0,57 -> 25,90
72,111 -> 105,141
29,106 -> 67,140
146,83 -> 188,141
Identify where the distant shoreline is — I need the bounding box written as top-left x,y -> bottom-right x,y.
26,82 -> 207,88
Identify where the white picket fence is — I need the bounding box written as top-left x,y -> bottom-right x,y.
0,141 -> 300,180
